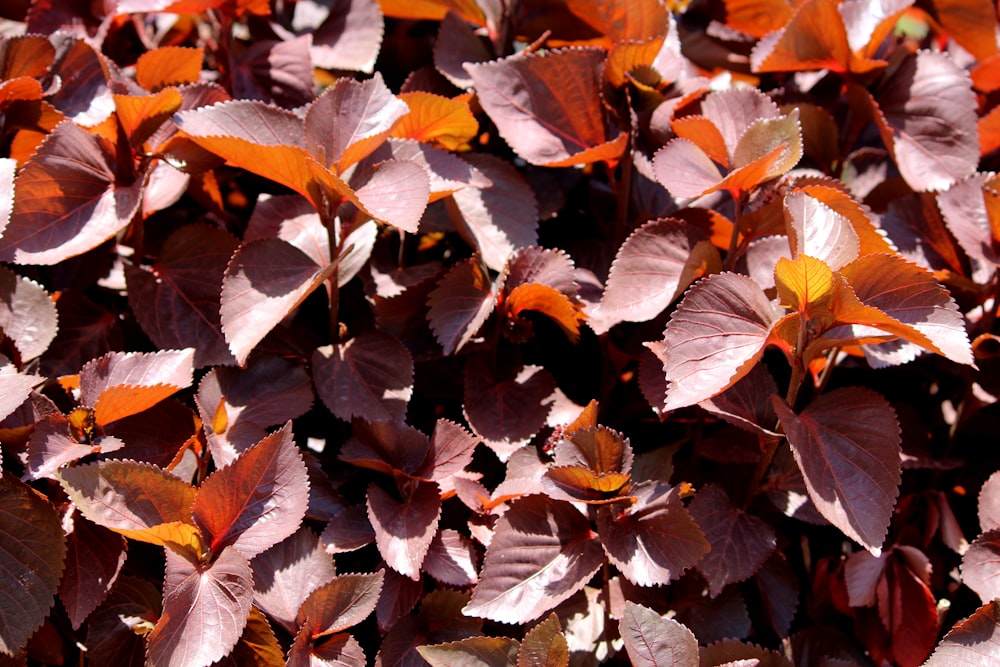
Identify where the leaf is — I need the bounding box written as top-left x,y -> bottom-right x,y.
313,331 -> 414,423
447,154 -> 539,272
463,495 -> 604,624
783,191 -> 860,271
649,272 -> 781,413
419,419 -> 480,482
465,48 -> 627,167
427,259 -> 497,355
376,568 -> 422,633
221,238 -> 336,365
287,629 -> 366,667
147,546 -> 254,667
127,224 -> 239,368
26,412 -> 124,480
339,419 -> 430,478
917,0 -> 998,61
58,460 -> 201,550
250,527 -> 336,634
687,484 -> 777,596
518,613 -> 568,667
595,218 -> 716,332
699,363 -> 781,437
0,121 -> 143,265
463,360 -> 557,461
419,637 -> 520,667
291,0 -> 383,73
229,35 -> 314,109
367,481 -> 441,579
113,88 -> 184,148
0,266 -> 58,362
212,606 -> 286,667
0,356 -> 42,422
936,173 -> 1000,267
867,50 -> 979,192
392,92 -> 479,150
750,0 -> 870,74
193,423 -> 309,559
0,476 -> 66,657
85,576 -> 161,666
597,481 -> 709,587
423,529 -> 479,587
881,547 -> 938,667
979,471 -> 1000,532
503,284 -> 584,342
961,529 -> 1000,603
58,514 -> 126,629
922,600 -> 1000,666
754,552 -> 799,637
296,571 -> 384,636
0,157 -> 13,239
619,602 -> 698,667
135,46 -> 204,91
353,158 -> 431,234
772,388 -> 901,553
80,348 -> 195,426
652,138 -> 724,199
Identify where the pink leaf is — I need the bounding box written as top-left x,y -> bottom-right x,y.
0,356 -> 42,422
418,419 -> 480,483
288,629 -> 366,667
175,100 -> 307,148
291,0 -> 384,72
313,331 -> 414,423
980,471 -> 1000,533
423,529 -> 479,587
783,191 -> 859,270
699,363 -> 781,437
0,266 -> 57,362
193,423 -> 309,559
922,600 -> 1000,666
962,529 -> 1000,603
295,571 -> 384,636
463,495 -> 604,624
367,481 -> 441,579
147,546 -> 254,667
619,602 -> 698,667
772,387 -> 901,553
652,138 -> 724,199
229,35 -> 314,108
353,159 -> 430,234
245,195 -> 330,267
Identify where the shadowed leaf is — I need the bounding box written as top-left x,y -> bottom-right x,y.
58,514 -> 126,629
922,600 -> 1000,666
367,481 -> 441,579
296,571 -> 384,636
427,259 -> 497,355
291,0 -> 383,72
419,637 -> 520,667
0,266 -> 57,362
518,613 -> 567,667
251,527 -> 336,635
424,529 -> 479,586
784,191 -> 859,270
619,602 -> 698,667
287,628 -> 366,667
84,576 -> 160,666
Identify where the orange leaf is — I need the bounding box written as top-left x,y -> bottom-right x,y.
919,0 -> 999,61
113,88 -> 183,147
671,115 -> 729,166
376,0 -> 484,23
798,184 -> 896,256
94,384 -> 186,426
972,54 -> 1000,92
0,77 -> 43,107
980,106 -> 1000,155
135,47 -> 204,91
774,255 -> 837,317
722,0 -> 795,37
606,39 -> 665,87
504,283 -> 584,343
391,92 -> 479,150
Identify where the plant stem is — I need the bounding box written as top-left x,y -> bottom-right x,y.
723,192 -> 744,272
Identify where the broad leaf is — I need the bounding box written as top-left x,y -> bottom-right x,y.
126,224 -> 239,368
147,546 -> 254,667
296,571 -> 384,637
193,423 -> 309,559
58,514 -> 126,629
287,628 -> 367,666
251,527 -> 337,634
772,388 -> 901,553
135,46 -> 204,91
699,363 -> 781,437
376,568 -> 422,633
784,191 -> 859,270
221,238 -> 336,365
289,0 -> 383,72
367,481 -> 441,579
423,529 -> 479,587
80,348 -> 195,426
937,173 -> 1000,267
419,637 -> 520,667
339,419 -> 430,478
0,266 -> 58,362
0,121 -> 143,265
313,331 -> 414,423
0,356 -> 42,422
619,602 -> 698,667
867,50 -> 979,192
649,272 -> 781,412
922,600 -> 1000,666
353,158 -> 431,234
961,529 -> 1000,603
518,613 -> 568,667
85,576 -> 161,666
979,471 -> 1000,532
418,419 -> 480,483
463,495 -> 604,623
595,218 -> 716,332
466,48 -> 627,167
391,92 -> 479,150
426,259 -> 497,355
213,606 -> 286,667
687,484 -> 776,596
0,476 -> 66,656
597,481 -> 709,587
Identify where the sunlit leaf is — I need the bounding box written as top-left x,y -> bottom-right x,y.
772,388 -> 901,553
922,600 -> 1000,666
961,529 -> 1000,603
353,158 -> 431,234
213,606 -> 286,667
424,529 -> 479,587
503,283 -> 584,342
392,92 -> 478,150
250,527 -> 336,634
784,191 -> 859,270
0,476 -> 66,656
418,637 -> 520,667
296,571 -> 384,636
291,0 -> 384,73
80,348 -> 195,425
113,88 -> 183,148
367,481 -> 441,579
0,356 -> 42,422
918,0 -> 998,60
936,172 -> 1000,268
619,602 -> 698,667
136,46 -> 204,91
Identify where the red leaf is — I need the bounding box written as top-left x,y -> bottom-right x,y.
699,363 -> 781,437
648,272 -> 781,413
881,548 -> 938,667
463,495 -> 604,623
322,505 -> 376,554
211,606 -> 285,667
0,476 -> 66,656
651,138 -> 723,199
772,388 -> 901,553
505,246 -> 579,297
339,419 -> 430,478
426,259 -> 498,355
503,283 -> 584,343
749,0 -> 873,74
0,121 -> 143,265
918,0 -> 998,61
866,50 -> 979,192
687,484 -> 776,596
296,571 -> 384,636
376,568 -> 423,632
147,546 -> 254,667
197,356 -> 314,467
419,637 -> 520,667
463,358 -> 557,461
221,238 -> 336,365
923,600 -> 1000,666
595,218 -> 715,332
250,527 -> 336,634
0,266 -> 57,362
58,514 -> 126,629
418,419 -> 480,483
313,331 -> 414,423
423,529 -> 479,587
367,481 -> 441,579
193,423 -> 309,559
597,481 -> 709,587
288,629 -> 367,667
619,602 -> 698,667
127,224 -> 239,368
289,0 -> 383,72
447,154 -> 539,271
755,552 -> 800,637
80,348 -> 195,426
466,48 -> 627,167
39,289 -> 124,379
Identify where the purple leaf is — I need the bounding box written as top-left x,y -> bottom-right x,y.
922,600 -> 1000,666
979,471 -> 1000,533
85,576 -> 160,666
619,601 -> 698,667
313,331 -> 414,423
0,476 -> 66,656
597,481 -> 709,587
423,529 -> 479,587
245,195 -> 330,266
291,0 -> 384,73
418,419 -> 480,483
175,100 -> 307,148
937,173 -> 1000,268
367,139 -> 492,197
0,158 -> 14,239
0,266 -> 58,362
126,224 -> 239,368
376,568 -> 422,633
26,414 -> 105,481
295,571 -> 384,636
755,552 -> 799,637
339,419 -> 430,478
772,387 -> 901,553
699,363 -> 781,437
426,259 -> 497,355
463,495 -> 604,624
229,35 -> 314,108
962,529 -> 1000,603
649,272 -> 781,413
367,481 -> 441,579
288,629 -> 367,667
58,514 -> 126,629
652,138 -> 724,199
322,505 -> 376,554
193,423 -> 309,559
701,88 -> 781,154
687,484 -> 776,596
147,546 -> 254,667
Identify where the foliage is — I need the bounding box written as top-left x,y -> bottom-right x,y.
1,0 -> 1000,664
